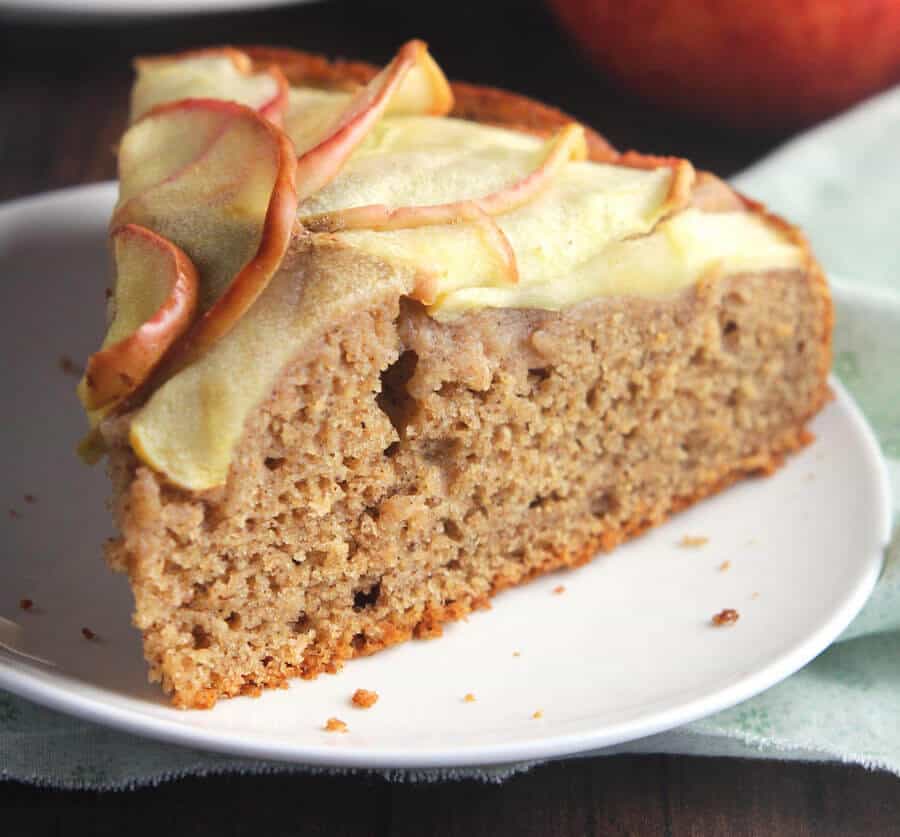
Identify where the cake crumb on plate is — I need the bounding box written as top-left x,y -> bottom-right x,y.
718,560 -> 732,572
552,585 -> 566,594
19,598 -> 33,611
532,710 -> 544,719
351,688 -> 378,709
679,535 -> 709,548
81,627 -> 97,640
58,355 -> 83,377
711,608 -> 740,627
324,717 -> 348,733
463,693 -> 476,703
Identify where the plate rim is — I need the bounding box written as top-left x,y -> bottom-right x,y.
1,0 -> 311,20
0,183 -> 892,769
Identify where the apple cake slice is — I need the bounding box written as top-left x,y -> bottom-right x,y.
79,42 -> 831,708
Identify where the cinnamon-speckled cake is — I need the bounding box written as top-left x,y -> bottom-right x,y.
78,42 -> 832,708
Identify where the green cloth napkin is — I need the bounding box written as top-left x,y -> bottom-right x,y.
2,87 -> 899,790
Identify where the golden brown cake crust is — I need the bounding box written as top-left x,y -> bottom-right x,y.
105,46 -> 833,709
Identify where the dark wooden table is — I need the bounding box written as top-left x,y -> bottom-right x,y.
1,1 -> 897,833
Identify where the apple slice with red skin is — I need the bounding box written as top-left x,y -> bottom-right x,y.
78,224 -> 199,412
131,47 -> 289,125
614,151 -> 696,215
301,124 -> 587,236
688,172 -> 747,213
299,124 -> 587,292
407,204 -> 519,304
113,98 -> 298,376
294,40 -> 454,201
381,40 -> 454,116
284,42 -> 453,158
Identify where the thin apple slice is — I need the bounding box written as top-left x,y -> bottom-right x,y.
382,42 -> 454,116
293,40 -> 454,200
298,124 -> 586,291
689,172 -> 747,213
78,224 -> 198,412
284,87 -> 353,158
131,48 -> 289,125
113,99 -> 298,373
285,40 -> 453,159
331,215 -> 517,307
300,124 -> 587,237
614,151 -> 696,216
314,199 -> 523,300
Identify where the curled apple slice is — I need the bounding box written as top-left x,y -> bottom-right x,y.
131,48 -> 289,125
301,124 -> 587,236
78,224 -> 198,412
113,99 -> 298,371
311,199 -> 524,300
285,41 -> 452,159
293,40 -> 454,200
615,151 -> 696,216
333,214 -> 517,307
379,41 -> 454,116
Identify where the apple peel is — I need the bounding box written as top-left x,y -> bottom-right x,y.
615,151 -> 696,216
689,172 -> 747,213
409,205 -> 518,303
113,99 -> 299,374
166,139 -> 298,373
283,45 -> 452,157
301,124 -> 587,234
299,124 -> 586,293
294,40 -> 454,200
131,48 -> 289,125
385,43 -> 454,116
78,224 -> 199,412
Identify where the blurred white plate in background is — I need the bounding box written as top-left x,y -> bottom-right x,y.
2,0 -> 315,20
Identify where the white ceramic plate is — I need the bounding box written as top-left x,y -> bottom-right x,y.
1,0 -> 312,20
0,184 -> 892,769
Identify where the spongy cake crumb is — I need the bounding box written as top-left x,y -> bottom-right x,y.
351,688 -> 378,708
104,260 -> 830,708
711,608 -> 740,627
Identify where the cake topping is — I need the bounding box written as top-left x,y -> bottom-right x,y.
106,98 -> 298,382
78,224 -> 198,414
80,43 -> 448,416
299,122 -> 588,232
298,123 -> 588,302
292,40 -> 453,200
130,48 -> 289,125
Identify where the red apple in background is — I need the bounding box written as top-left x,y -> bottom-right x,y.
548,0 -> 900,129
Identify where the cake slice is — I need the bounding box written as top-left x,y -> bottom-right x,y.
79,42 -> 832,708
